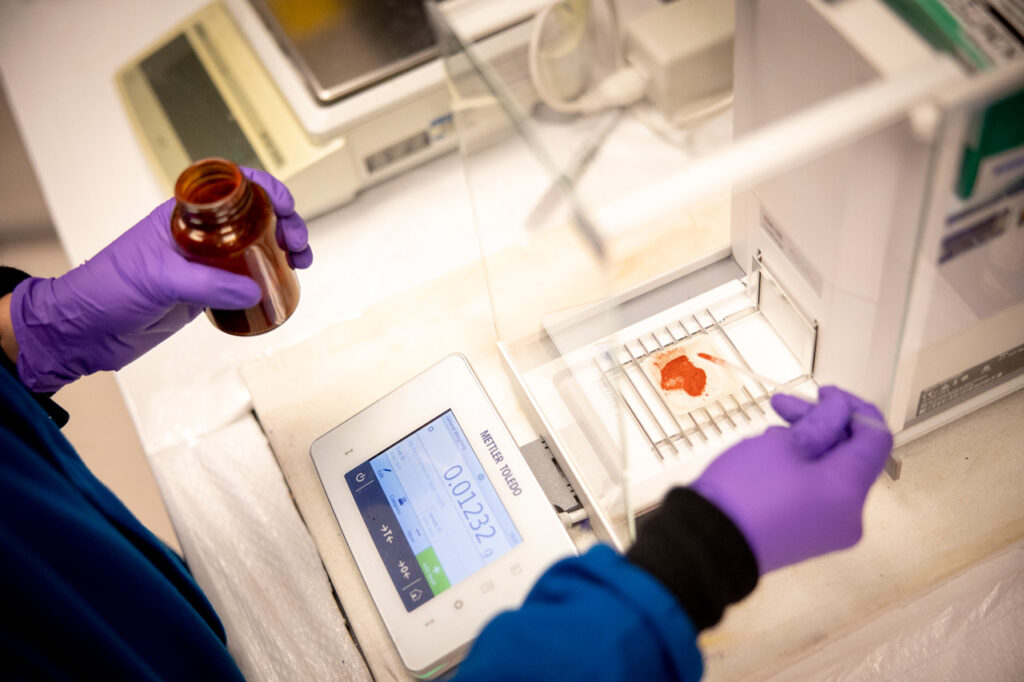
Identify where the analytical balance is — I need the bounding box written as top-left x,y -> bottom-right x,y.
433,0 -> 1024,547
116,0 -> 545,217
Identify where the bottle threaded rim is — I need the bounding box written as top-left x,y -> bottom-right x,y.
174,158 -> 248,219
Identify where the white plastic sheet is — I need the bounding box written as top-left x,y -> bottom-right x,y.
763,541 -> 1024,681
149,416 -> 371,682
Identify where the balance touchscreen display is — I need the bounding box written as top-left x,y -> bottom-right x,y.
345,410 -> 522,611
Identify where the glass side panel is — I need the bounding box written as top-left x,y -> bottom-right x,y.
431,2 -> 638,537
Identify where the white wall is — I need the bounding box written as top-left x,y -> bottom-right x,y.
0,76 -> 53,241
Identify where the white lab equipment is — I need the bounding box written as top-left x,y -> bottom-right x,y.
115,0 -> 547,217
310,354 -> 574,680
431,0 -> 1024,548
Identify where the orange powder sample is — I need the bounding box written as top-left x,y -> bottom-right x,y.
659,353 -> 707,397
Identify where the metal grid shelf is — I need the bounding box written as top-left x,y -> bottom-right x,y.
594,304 -> 812,461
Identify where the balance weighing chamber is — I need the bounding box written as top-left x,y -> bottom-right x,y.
432,0 -> 1024,547
115,0 -> 550,217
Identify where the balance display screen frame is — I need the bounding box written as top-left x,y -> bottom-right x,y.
310,354 -> 576,677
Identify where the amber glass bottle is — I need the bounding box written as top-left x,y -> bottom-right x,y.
170,158 -> 300,336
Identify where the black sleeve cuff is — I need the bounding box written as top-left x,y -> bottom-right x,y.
627,487 -> 758,631
0,266 -> 69,427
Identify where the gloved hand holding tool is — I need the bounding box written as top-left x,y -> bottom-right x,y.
692,385 -> 894,573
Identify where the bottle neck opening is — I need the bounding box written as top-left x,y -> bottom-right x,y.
175,158 -> 251,225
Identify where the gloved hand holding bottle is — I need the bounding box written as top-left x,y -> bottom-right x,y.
7,166 -> 312,393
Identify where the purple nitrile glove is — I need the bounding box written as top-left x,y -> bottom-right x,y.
691,386 -> 893,574
10,167 -> 313,393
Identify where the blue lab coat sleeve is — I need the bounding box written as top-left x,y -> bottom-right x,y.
456,485 -> 759,681
0,359 -> 244,679
454,545 -> 705,681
